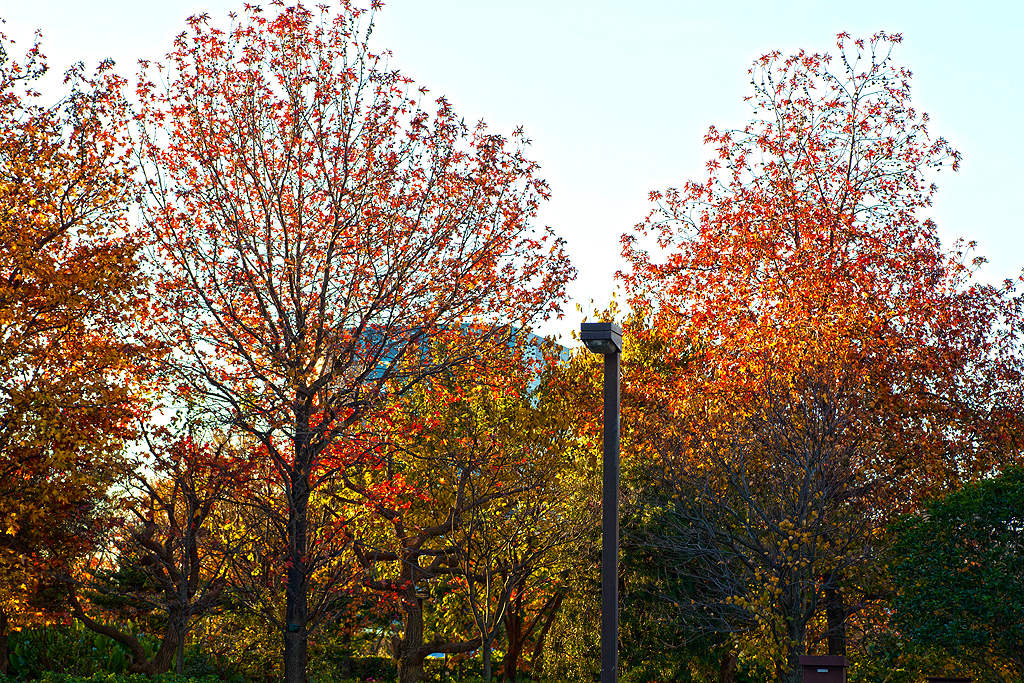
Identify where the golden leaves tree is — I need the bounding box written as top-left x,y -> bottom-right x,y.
349,335 -> 587,683
0,30 -> 151,674
134,4 -> 573,682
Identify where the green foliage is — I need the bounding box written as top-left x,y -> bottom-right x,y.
890,467 -> 1024,680
6,622 -> 157,679
3,627 -> 395,683
846,631 -> 965,683
82,552 -> 162,629
731,652 -> 775,683
539,587 -> 600,683
619,497 -> 741,683
184,611 -> 278,681
306,647 -> 394,683
36,674 -> 222,683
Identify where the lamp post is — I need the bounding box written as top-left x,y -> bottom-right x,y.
580,321 -> 622,683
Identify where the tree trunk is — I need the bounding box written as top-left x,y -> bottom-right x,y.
718,649 -> 737,683
397,651 -> 425,682
396,590 -> 426,683
825,580 -> 847,657
781,616 -> 808,683
399,658 -> 425,683
0,605 -> 9,676
175,571 -> 191,675
502,602 -> 522,683
482,635 -> 492,683
148,623 -> 181,674
284,428 -> 312,683
388,569 -> 482,683
175,626 -> 185,675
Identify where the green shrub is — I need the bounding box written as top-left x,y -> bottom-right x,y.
37,675 -> 222,683
7,623 -> 158,679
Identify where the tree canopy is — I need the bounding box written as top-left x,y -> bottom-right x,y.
891,467 -> 1024,681
0,28 -> 154,673
1,14 -> 1023,683
619,31 -> 1024,683
132,4 -> 573,681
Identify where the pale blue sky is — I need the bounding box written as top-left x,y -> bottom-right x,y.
2,0 -> 1020,339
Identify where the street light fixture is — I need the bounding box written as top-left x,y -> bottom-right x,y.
580,321 -> 622,683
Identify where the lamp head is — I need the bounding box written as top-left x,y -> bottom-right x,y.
581,322 -> 622,354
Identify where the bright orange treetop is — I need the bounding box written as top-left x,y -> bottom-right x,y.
621,32 -> 1024,499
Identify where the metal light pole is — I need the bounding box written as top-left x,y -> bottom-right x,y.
580,321 -> 622,683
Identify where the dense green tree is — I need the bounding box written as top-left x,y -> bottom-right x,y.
890,467 -> 1024,682
620,494 -> 751,683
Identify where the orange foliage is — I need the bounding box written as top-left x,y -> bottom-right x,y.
132,4 -> 573,681
619,34 -> 1024,680
622,32 -> 1024,501
0,29 -> 154,631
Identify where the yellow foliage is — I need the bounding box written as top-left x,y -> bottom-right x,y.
0,31 -> 156,625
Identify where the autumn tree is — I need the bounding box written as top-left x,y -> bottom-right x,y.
134,4 -> 572,682
0,28 -> 152,673
622,32 -> 1024,682
347,334 -> 586,683
441,350 -> 588,683
645,358 -> 888,680
215,439 -> 368,678
69,421 -> 253,675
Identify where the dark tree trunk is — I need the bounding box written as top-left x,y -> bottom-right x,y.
390,576 -> 481,683
502,593 -> 523,683
148,623 -> 182,674
0,605 -> 9,676
284,404 -> 313,683
395,585 -> 427,683
284,453 -> 311,683
175,625 -> 186,675
482,636 -> 493,682
825,580 -> 847,657
719,649 -> 737,683
171,603 -> 189,676
175,638 -> 184,675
